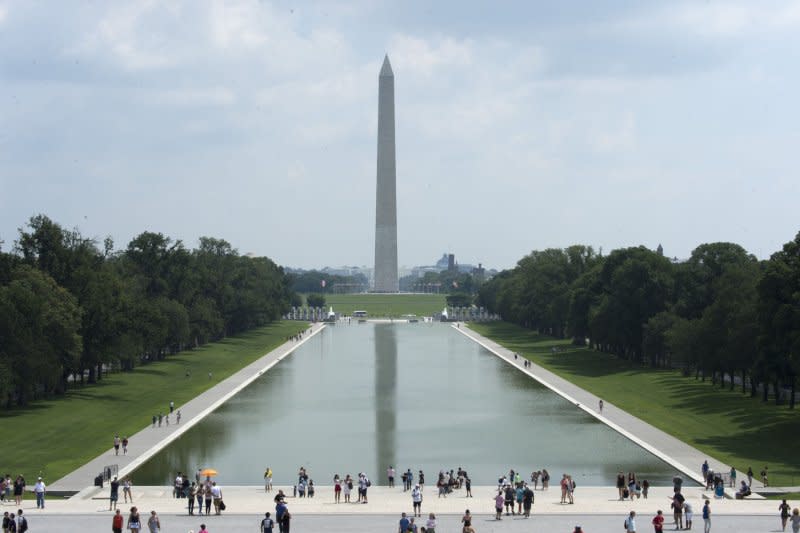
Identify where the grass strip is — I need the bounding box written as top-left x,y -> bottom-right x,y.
470,321 -> 800,487
0,321 -> 308,483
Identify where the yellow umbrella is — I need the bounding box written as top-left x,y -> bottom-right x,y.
200,468 -> 218,477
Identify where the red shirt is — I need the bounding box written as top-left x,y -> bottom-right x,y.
652,514 -> 664,531
112,514 -> 124,528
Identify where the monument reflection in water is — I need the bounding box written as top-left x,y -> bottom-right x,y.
133,323 -> 675,486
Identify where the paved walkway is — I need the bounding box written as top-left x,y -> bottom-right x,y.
454,325 -> 758,492
50,323 -> 325,493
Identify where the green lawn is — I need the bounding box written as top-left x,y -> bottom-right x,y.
307,293 -> 446,318
470,322 -> 800,487
0,321 -> 308,484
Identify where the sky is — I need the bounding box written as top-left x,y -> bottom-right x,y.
1,1 -> 798,271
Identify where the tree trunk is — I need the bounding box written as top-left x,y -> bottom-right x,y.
773,381 -> 781,405
762,380 -> 769,402
790,378 -> 796,409
742,370 -> 746,394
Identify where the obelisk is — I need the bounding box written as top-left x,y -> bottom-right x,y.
373,54 -> 398,292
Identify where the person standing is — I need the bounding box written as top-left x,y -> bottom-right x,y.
599,399 -> 604,413
728,466 -> 736,488
684,501 -> 694,530
211,482 -> 222,515
277,500 -> 291,533
33,477 -> 46,509
123,477 -> 133,503
188,483 -> 197,515
261,512 -> 275,533
412,484 -> 423,517
652,510 -> 664,532
109,477 -> 120,511
522,483 -> 534,517
169,401 -> 174,414
387,466 -> 395,488
422,512 -> 436,533
112,509 -> 124,533
494,491 -> 504,520
702,499 -> 711,533
671,493 -> 684,530
113,435 -> 121,455
761,466 -> 769,486
616,472 -> 626,500
147,510 -> 160,533
746,467 -> 754,487
780,499 -> 792,531
264,467 -> 273,492
624,511 -> 636,533
13,476 -> 24,506
465,477 -> 472,497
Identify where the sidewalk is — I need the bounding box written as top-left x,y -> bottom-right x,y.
49,323 -> 325,493
455,325 -> 760,491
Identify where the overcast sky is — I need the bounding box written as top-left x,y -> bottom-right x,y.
1,1 -> 798,270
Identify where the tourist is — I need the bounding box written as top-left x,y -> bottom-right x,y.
746,467 -> 754,486
398,512 -> 410,533
127,506 -> 142,533
170,400 -> 174,413
542,469 -> 550,490
599,399 -> 604,413
211,482 -> 222,515
387,466 -> 395,488
790,508 -> 800,533
177,410 -> 182,424
573,527 -> 584,533
701,460 -> 709,479
12,510 -> 26,533
641,479 -> 649,499
736,480 -> 751,499
412,484 -> 423,517
308,480 -> 315,498
624,510 -> 636,533
409,517 -> 418,532
406,468 -> 414,491
264,467 -> 273,492
147,510 -> 161,533
297,477 -> 306,498
702,499 -> 711,533
109,476 -> 120,511
684,500 -> 694,530
334,475 -> 342,503
419,470 -> 425,489
627,474 -> 637,500
198,524 -> 209,533
152,415 -> 156,428
158,413 -> 162,427
114,434 -> 121,455
33,477 -> 46,509
465,477 -> 472,497
728,466 -> 736,488
261,512 -> 275,533
761,466 -> 769,486
652,510 -> 664,532
13,476 -> 24,506
780,499 -> 792,531
461,509 -> 472,528
462,524 -> 475,533
531,470 -> 540,490
522,483 -> 534,517
204,481 -> 213,515
112,509 -> 124,533
516,481 -> 525,511
123,477 -> 133,503
494,490 -> 504,520
276,498 -> 291,533
567,475 -> 575,504
560,475 -> 569,503
188,483 -> 197,514
344,474 -> 352,503
616,472 -> 626,500
504,483 -> 515,515
671,492 -> 685,530
174,473 -> 183,498
421,513 -> 436,533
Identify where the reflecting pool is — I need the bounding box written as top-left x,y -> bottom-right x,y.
133,323 -> 676,485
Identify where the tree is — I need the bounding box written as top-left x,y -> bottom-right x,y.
306,293 -> 326,308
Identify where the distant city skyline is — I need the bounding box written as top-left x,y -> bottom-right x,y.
1,1 -> 798,270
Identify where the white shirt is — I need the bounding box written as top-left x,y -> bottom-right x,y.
625,516 -> 636,532
34,481 -> 46,493
411,487 -> 422,502
211,485 -> 222,498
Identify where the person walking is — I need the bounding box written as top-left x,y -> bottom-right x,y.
780,499 -> 792,531
147,510 -> 161,533
652,510 -> 664,532
260,512 -> 275,533
113,435 -> 121,456
522,483 -> 534,517
421,512 -> 436,533
14,510 -> 27,533
790,508 -> 800,533
624,511 -> 637,533
33,477 -> 46,509
387,466 -> 395,488
112,509 -> 124,533
398,512 -> 410,533
127,506 -> 142,533
702,499 -> 711,533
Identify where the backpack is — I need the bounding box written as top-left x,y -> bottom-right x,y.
20,517 -> 28,533
366,479 -> 372,487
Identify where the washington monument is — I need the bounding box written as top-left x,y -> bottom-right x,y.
374,55 -> 398,292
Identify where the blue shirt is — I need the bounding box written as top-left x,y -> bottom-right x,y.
399,517 -> 410,532
276,502 -> 287,521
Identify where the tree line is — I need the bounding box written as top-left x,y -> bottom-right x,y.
478,235 -> 800,408
0,215 -> 293,407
